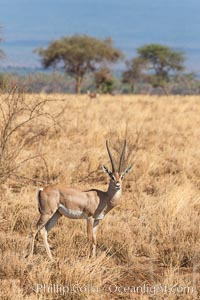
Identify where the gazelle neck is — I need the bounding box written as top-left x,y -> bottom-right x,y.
107,180 -> 122,203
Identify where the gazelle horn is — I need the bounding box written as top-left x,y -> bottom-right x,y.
118,140 -> 126,173
106,140 -> 115,172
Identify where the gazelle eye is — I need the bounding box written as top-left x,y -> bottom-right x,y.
111,175 -> 115,180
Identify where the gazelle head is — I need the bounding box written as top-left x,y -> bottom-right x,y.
102,140 -> 132,190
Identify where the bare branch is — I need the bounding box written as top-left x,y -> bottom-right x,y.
0,85 -> 62,186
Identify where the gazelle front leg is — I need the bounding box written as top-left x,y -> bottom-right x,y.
86,218 -> 99,257
86,217 -> 94,257
91,219 -> 99,257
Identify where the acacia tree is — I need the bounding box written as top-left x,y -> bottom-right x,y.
36,35 -> 122,94
0,26 -> 5,59
0,26 -> 6,88
137,44 -> 185,94
94,66 -> 115,94
122,57 -> 147,93
0,46 -> 4,60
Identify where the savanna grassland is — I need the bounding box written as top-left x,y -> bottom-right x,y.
1,93 -> 200,300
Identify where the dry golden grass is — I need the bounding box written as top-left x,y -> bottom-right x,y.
1,94 -> 200,299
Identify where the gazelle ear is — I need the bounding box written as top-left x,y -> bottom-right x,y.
102,165 -> 111,175
122,165 -> 132,176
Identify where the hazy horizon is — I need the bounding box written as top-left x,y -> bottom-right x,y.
0,0 -> 200,74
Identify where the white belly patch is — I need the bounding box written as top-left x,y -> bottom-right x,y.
95,213 -> 105,220
58,204 -> 87,219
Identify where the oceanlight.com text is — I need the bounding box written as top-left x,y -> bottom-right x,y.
33,283 -> 195,296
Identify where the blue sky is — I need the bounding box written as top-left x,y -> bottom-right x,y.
0,0 -> 200,72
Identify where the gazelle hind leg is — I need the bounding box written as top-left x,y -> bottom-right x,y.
25,213 -> 53,259
40,227 -> 52,260
40,211 -> 62,259
25,230 -> 39,259
45,211 -> 62,233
